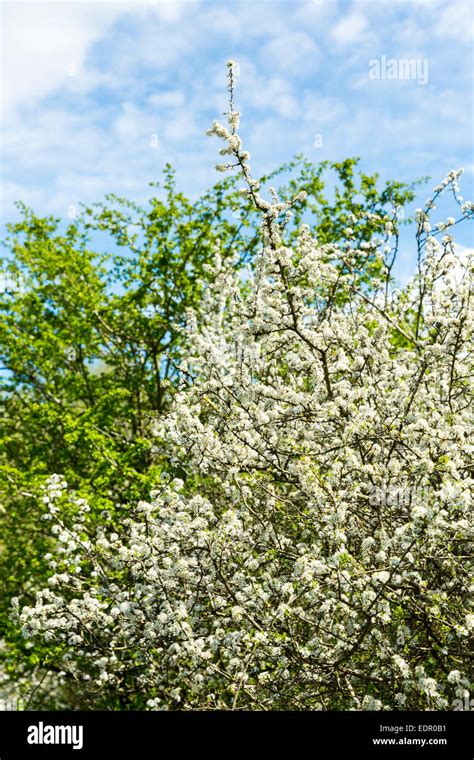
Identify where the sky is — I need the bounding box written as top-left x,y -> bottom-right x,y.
0,0 -> 473,280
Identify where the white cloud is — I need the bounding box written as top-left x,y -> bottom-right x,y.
148,90 -> 186,109
150,0 -> 188,24
200,7 -> 242,40
299,94 -> 346,126
431,0 -> 474,43
0,1 -> 128,117
0,1 -> 194,118
260,32 -> 320,76
331,11 -> 368,45
245,77 -> 301,119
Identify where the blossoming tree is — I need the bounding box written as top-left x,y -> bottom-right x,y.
12,62 -> 474,711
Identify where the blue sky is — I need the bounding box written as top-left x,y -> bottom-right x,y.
1,0 -> 473,279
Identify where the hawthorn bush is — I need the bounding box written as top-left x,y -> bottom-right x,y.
4,63 -> 474,710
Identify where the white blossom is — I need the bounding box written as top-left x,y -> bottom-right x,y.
11,62 -> 473,713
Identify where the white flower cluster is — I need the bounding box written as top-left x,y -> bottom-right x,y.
13,68 -> 473,712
